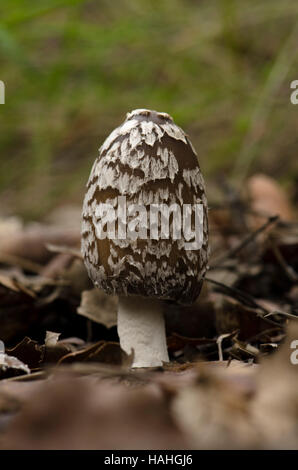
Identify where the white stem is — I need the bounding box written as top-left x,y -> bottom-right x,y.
117,296 -> 169,368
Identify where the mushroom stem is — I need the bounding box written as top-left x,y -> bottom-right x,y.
117,295 -> 169,368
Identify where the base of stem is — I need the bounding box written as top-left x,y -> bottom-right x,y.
117,296 -> 169,368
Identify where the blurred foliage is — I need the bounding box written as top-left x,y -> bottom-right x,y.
0,0 -> 298,218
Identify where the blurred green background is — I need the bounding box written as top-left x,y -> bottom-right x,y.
0,0 -> 298,219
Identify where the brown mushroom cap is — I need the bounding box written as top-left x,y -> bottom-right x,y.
82,109 -> 209,304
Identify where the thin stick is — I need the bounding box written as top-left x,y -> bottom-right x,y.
216,333 -> 232,361
264,310 -> 298,320
0,252 -> 43,273
210,215 -> 279,269
267,237 -> 298,282
205,277 -> 282,328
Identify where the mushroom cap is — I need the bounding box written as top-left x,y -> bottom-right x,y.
81,109 -> 209,304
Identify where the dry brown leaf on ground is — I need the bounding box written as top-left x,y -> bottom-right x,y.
165,284 -> 217,340
6,334 -> 76,369
214,295 -> 281,342
7,338 -> 43,370
246,174 -> 294,230
57,341 -> 131,367
77,288 -> 118,329
0,354 -> 30,380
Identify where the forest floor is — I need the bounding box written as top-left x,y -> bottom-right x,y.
0,173 -> 297,449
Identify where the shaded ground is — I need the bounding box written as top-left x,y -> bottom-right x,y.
0,174 -> 297,449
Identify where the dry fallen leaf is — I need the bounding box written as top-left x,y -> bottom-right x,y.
246,174 -> 293,229
77,288 -> 118,329
0,180 -> 296,450
0,354 -> 30,380
57,341 -> 129,367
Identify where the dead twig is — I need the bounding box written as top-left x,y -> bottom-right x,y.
205,277 -> 282,328
0,252 -> 43,274
264,310 -> 298,320
210,215 -> 279,269
267,236 -> 298,282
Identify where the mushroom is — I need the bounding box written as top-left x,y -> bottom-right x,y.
81,109 -> 209,367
